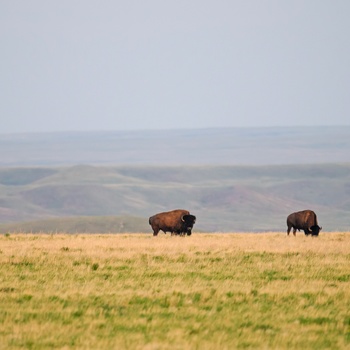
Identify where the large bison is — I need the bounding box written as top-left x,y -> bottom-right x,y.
149,209 -> 196,236
287,210 -> 322,236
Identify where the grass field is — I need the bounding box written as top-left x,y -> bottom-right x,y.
0,233 -> 349,349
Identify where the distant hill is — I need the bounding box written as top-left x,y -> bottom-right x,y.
0,164 -> 349,232
0,216 -> 149,234
1,126 -> 350,166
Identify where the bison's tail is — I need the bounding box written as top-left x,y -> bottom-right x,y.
149,216 -> 153,225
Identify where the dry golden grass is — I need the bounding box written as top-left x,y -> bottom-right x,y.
0,232 -> 349,349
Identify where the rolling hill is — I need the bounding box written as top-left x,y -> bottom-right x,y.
0,163 -> 349,232
1,127 -> 349,232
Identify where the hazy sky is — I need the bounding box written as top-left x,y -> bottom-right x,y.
1,1 -> 349,133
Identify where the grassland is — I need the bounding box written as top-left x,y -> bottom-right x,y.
0,232 -> 349,349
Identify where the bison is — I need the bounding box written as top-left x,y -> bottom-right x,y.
149,209 -> 196,236
287,210 -> 322,236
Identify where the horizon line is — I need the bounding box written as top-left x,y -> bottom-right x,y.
1,124 -> 349,137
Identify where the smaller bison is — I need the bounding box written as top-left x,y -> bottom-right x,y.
149,209 -> 196,236
287,209 -> 322,236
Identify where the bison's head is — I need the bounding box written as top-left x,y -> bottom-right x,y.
182,214 -> 196,235
310,225 -> 322,236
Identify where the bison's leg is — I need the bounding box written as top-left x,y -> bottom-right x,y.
287,225 -> 291,235
287,225 -> 296,236
187,229 -> 192,236
152,227 -> 160,236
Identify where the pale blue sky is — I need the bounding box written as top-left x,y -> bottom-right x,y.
1,1 -> 349,133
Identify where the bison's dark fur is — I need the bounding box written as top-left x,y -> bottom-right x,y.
149,209 -> 196,236
287,210 -> 322,236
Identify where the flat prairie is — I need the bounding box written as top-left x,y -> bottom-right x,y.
0,233 -> 349,349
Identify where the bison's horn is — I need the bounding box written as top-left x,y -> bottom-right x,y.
181,215 -> 185,222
